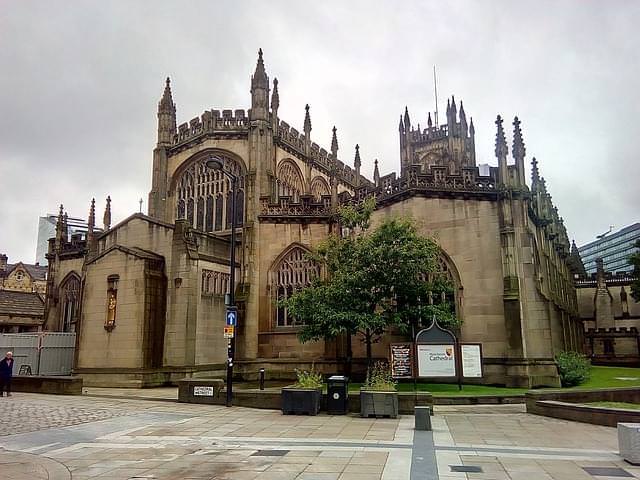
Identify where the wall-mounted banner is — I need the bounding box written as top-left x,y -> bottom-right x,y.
461,343 -> 482,378
417,344 -> 456,377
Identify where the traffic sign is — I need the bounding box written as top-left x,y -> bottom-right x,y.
226,308 -> 237,326
224,325 -> 235,338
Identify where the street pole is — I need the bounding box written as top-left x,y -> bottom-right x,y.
226,174 -> 237,407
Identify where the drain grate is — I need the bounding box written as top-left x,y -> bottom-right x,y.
251,449 -> 290,456
450,465 -> 483,473
583,467 -> 633,477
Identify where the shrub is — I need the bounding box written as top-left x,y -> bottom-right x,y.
293,369 -> 323,389
363,361 -> 397,392
555,351 -> 590,387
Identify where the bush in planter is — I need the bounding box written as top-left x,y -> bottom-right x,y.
555,351 -> 590,387
361,362 -> 398,418
281,368 -> 323,415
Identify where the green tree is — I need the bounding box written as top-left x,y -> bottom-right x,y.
630,240 -> 640,302
282,198 -> 458,371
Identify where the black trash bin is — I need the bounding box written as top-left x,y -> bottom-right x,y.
327,375 -> 349,414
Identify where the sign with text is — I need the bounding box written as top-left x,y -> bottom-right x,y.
223,325 -> 235,338
417,344 -> 456,377
193,386 -> 214,396
390,343 -> 413,378
461,344 -> 483,378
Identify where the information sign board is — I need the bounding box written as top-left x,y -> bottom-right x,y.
390,343 -> 413,378
223,325 -> 235,338
461,344 -> 483,378
226,309 -> 237,326
193,386 -> 214,396
417,344 -> 456,377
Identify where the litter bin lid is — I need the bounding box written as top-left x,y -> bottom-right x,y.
328,375 -> 348,381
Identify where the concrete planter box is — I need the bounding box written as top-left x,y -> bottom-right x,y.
360,390 -> 398,418
281,388 -> 321,415
618,423 -> 640,465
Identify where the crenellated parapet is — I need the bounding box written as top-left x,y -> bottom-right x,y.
173,109 -> 250,146
276,119 -> 371,189
349,163 -> 498,205
259,194 -> 333,222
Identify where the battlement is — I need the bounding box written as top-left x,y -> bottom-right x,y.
173,109 -> 249,145
276,119 -> 370,188
259,194 -> 333,221
352,164 -> 498,204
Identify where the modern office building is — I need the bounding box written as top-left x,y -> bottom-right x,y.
579,223 -> 640,275
35,214 -> 92,265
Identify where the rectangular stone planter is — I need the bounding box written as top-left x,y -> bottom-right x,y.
281,388 -> 321,415
360,390 -> 399,418
618,423 -> 640,465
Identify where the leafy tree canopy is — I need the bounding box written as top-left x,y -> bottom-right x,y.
282,198 -> 459,363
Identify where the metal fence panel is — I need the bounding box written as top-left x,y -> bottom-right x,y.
0,333 -> 76,375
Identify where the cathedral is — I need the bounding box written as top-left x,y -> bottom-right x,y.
44,50 -> 582,387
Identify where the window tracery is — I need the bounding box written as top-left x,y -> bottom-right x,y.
277,160 -> 304,201
202,269 -> 230,296
271,246 -> 319,327
310,176 -> 330,201
60,273 -> 80,333
175,155 -> 245,232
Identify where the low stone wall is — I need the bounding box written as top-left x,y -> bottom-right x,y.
177,382 -> 434,414
10,375 -> 83,395
526,387 -> 640,426
434,395 -> 524,405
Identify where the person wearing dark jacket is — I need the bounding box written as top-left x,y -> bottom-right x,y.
0,351 -> 14,397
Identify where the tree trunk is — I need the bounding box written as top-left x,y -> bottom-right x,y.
345,330 -> 353,379
365,328 -> 372,368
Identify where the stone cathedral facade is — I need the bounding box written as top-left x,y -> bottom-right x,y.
44,50 -> 582,387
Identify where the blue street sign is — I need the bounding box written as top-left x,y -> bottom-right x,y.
226,309 -> 237,326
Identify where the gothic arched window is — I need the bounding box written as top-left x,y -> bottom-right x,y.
271,246 -> 320,327
175,154 -> 245,232
277,160 -> 305,201
59,273 -> 80,333
310,176 -> 330,201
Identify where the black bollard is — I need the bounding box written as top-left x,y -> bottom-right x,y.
259,368 -> 265,390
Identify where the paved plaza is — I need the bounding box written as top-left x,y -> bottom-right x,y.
0,392 -> 638,479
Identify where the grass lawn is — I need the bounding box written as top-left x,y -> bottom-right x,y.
586,401 -> 640,410
345,366 -> 640,397
568,366 -> 640,390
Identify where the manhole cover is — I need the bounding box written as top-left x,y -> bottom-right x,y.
251,450 -> 290,457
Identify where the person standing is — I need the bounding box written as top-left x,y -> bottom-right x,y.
0,351 -> 13,397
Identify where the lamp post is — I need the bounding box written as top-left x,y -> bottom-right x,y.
205,157 -> 238,407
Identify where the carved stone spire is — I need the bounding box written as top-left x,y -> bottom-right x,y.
469,117 -> 475,136
354,144 -> 361,187
403,107 -> 411,131
459,101 -> 468,135
103,196 -> 112,230
512,116 -> 526,187
55,204 -> 65,249
88,198 -> 95,234
427,112 -> 433,128
399,115 -> 404,133
304,104 -> 311,135
495,115 -> 509,185
250,48 -> 270,121
157,77 -> 176,145
450,96 -> 457,120
271,78 -> 279,112
331,126 -> 338,158
373,159 -> 380,187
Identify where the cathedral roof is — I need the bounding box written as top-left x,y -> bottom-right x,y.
0,290 -> 45,317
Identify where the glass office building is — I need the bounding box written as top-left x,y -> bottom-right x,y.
578,223 -> 640,275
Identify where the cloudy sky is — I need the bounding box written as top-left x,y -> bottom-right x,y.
1,1 -> 638,263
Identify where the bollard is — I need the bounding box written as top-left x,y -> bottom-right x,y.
415,406 -> 432,431
259,368 -> 265,390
